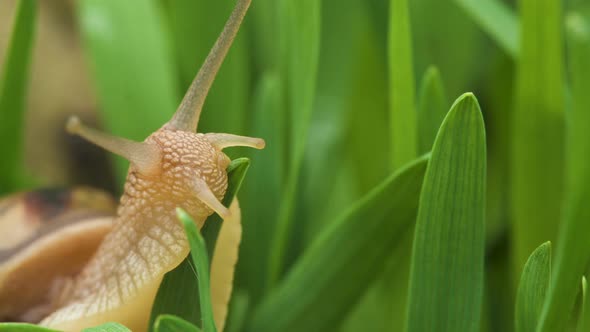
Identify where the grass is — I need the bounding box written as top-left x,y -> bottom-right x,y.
0,0 -> 37,193
1,0 -> 589,331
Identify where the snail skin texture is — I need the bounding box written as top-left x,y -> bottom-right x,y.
0,0 -> 263,331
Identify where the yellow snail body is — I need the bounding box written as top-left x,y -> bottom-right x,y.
0,0 -> 263,330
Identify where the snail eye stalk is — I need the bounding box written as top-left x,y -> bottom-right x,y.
205,133 -> 266,150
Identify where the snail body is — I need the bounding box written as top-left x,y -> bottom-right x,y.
0,0 -> 262,331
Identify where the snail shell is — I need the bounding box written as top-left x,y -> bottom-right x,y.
0,188 -> 115,322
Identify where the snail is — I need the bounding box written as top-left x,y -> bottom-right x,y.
0,0 -> 263,330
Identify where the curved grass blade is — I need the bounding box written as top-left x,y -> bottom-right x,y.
76,0 -> 179,183
577,276 -> 588,332
389,0 -> 417,169
0,323 -> 58,332
155,315 -> 201,332
0,0 -> 37,193
417,66 -> 448,154
406,93 -> 486,332
148,159 -> 250,331
538,12 -> 590,332
515,242 -> 551,332
511,0 -> 565,283
82,323 -> 131,332
250,155 -> 429,332
177,209 -> 216,332
454,0 -> 519,58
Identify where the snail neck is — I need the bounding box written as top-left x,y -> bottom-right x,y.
60,168 -> 217,310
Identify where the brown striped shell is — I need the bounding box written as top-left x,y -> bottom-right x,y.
0,188 -> 115,322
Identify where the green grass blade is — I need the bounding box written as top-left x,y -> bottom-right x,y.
177,209 -> 216,332
454,0 -> 519,58
155,315 -> 201,332
511,0 -> 565,281
538,12 -> 590,332
148,159 -> 250,331
77,0 -> 179,183
578,276 -> 588,332
417,66 -> 449,154
238,73 -> 285,304
82,322 -> 131,332
515,242 -> 551,332
0,324 -> 59,332
389,0 -> 417,169
406,93 -> 486,332
0,0 -> 37,192
250,155 -> 429,332
268,0 -> 321,287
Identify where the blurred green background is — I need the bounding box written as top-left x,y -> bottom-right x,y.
2,0 -> 590,331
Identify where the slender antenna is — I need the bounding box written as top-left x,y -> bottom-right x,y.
166,0 -> 252,132
66,116 -> 161,175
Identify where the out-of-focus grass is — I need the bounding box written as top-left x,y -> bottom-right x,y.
2,0 -> 590,331
511,0 -> 565,286
538,12 -> 590,332
388,0 -> 416,170
0,0 -> 36,193
76,0 -> 179,183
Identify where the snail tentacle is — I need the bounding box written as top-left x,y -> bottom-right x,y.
205,133 -> 266,150
193,177 -> 231,219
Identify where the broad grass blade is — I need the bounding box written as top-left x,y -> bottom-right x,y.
406,93 -> 486,332
515,242 -> 551,332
